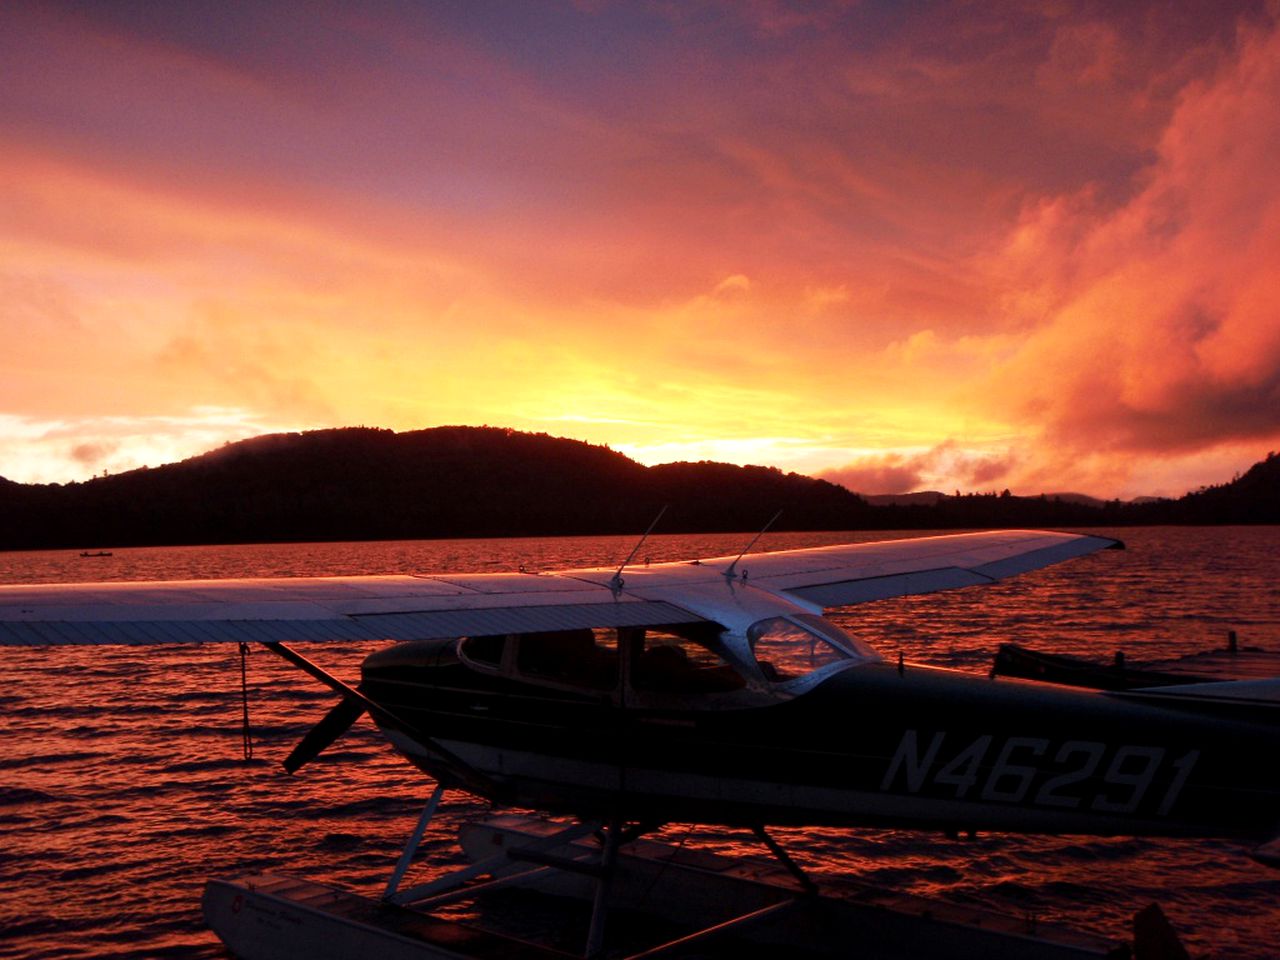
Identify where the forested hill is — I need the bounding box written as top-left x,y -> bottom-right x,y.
0,428 -> 1275,551
0,427 -> 873,550
1127,450 -> 1280,524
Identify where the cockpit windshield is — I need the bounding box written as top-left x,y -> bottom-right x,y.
747,614 -> 880,683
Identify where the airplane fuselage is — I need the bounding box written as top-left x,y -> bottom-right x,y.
360,637 -> 1280,841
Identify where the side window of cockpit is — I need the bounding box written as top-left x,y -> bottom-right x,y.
631,627 -> 745,695
748,616 -> 858,683
516,628 -> 619,692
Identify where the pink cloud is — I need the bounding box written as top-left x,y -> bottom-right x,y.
69,441 -> 117,467
819,442 -> 1017,495
981,11 -> 1280,483
820,456 -> 926,496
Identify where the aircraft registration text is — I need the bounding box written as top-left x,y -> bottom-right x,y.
881,730 -> 1199,817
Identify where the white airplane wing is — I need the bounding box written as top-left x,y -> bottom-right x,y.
0,572 -> 705,646
612,528 -> 1122,608
0,530 -> 1120,646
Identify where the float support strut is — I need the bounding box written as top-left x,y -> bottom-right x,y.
392,818 -> 600,906
753,826 -> 817,896
383,782 -> 446,901
585,817 -> 624,959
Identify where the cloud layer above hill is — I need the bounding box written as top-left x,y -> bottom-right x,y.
2,2 -> 1277,497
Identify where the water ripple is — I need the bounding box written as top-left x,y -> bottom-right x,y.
1,528 -> 1278,959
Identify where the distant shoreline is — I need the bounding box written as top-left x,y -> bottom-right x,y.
2,427 -> 1275,551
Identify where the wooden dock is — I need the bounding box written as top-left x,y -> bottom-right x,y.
203,873 -> 572,960
204,815 -> 1133,960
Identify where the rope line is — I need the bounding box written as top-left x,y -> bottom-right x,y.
239,642 -> 253,761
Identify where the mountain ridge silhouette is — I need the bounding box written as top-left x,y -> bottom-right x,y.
0,428 -> 1275,550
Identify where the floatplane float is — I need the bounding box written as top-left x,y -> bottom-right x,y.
3,528 -> 1278,958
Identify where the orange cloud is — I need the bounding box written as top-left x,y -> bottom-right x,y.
1,2 -> 1277,498
976,13 -> 1280,493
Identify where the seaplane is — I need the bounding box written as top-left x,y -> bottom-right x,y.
3,528 -> 1278,959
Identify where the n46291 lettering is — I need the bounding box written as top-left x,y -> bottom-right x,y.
880,730 -> 1199,817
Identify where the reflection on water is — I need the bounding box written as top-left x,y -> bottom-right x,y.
1,527 -> 1278,958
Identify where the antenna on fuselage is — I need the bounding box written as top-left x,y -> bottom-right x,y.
611,505 -> 667,592
723,509 -> 783,581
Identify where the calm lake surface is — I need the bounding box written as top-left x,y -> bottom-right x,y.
1,527 -> 1278,959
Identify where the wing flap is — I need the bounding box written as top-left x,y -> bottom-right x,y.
788,566 -> 992,607
744,530 -> 1121,608
970,536 -> 1123,580
353,600 -> 699,641
0,574 -> 665,618
0,582 -> 704,646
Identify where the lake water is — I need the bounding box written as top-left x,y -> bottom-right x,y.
1,527 -> 1278,959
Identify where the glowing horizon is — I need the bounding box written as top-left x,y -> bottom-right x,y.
3,3 -> 1279,500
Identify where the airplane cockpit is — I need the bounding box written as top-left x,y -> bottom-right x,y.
451,613 -> 879,708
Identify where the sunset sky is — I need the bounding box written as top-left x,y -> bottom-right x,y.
3,1 -> 1279,498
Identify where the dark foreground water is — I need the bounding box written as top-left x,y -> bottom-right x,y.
1,527 -> 1278,959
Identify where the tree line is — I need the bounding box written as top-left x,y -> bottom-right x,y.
0,428 -> 1275,551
